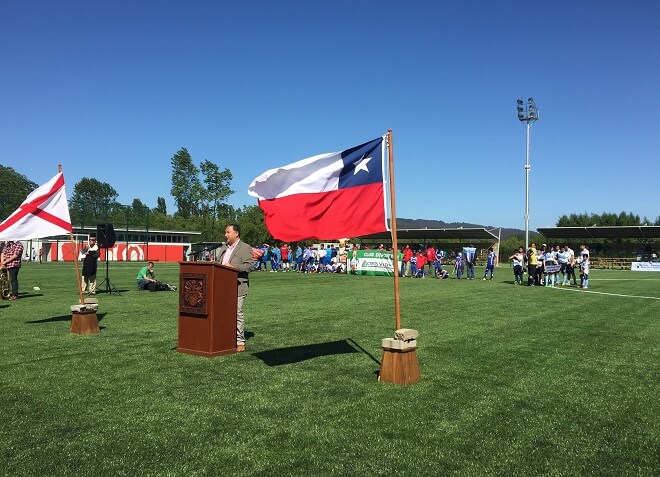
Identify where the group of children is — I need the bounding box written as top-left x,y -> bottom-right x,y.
402,245 -> 448,279
402,244 -> 497,281
509,243 -> 591,288
252,244 -> 347,274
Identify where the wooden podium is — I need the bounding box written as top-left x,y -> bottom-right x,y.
177,261 -> 238,356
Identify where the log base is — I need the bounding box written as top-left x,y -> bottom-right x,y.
71,311 -> 100,334
378,347 -> 421,385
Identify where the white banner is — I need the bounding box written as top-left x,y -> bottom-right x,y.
631,262 -> 660,272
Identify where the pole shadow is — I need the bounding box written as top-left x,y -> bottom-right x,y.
253,339 -> 376,367
26,312 -> 106,324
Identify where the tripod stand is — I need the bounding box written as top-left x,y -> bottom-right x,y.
97,247 -> 120,295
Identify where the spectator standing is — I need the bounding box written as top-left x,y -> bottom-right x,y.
509,247 -> 525,284
402,245 -> 413,277
270,245 -> 281,272
295,245 -> 303,272
543,245 -> 558,287
463,245 -> 476,279
426,245 -> 437,276
579,254 -> 590,289
454,250 -> 464,279
0,240 -> 24,300
82,236 -> 100,294
416,251 -> 427,278
535,245 -> 545,286
280,244 -> 289,271
257,244 -> 266,271
565,245 -> 577,286
317,246 -> 327,273
483,246 -> 497,280
527,243 -> 537,286
557,245 -> 569,285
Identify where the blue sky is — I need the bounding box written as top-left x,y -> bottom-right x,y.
2,1 -> 659,230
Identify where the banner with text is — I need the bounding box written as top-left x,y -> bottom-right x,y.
349,250 -> 399,276
630,262 -> 660,272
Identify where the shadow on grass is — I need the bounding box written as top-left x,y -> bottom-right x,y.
253,339 -> 379,366
14,293 -> 44,300
25,312 -> 106,324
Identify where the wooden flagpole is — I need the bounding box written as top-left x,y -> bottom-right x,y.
59,164 -> 85,305
71,235 -> 85,305
378,130 -> 421,385
387,129 -> 402,330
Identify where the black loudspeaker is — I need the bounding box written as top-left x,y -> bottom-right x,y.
96,223 -> 116,248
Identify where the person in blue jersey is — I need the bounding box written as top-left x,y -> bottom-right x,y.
482,246 -> 497,280
295,245 -> 303,272
410,252 -> 418,277
258,244 -> 269,271
454,250 -> 464,279
463,245 -> 476,279
434,248 -> 445,277
270,245 -> 281,272
303,246 -> 314,272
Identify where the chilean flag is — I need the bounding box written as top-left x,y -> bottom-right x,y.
248,137 -> 388,242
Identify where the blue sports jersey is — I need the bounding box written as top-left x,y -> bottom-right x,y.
486,251 -> 496,266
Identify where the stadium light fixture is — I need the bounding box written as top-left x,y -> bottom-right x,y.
516,97 -> 539,253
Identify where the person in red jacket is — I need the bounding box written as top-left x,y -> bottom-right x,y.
280,244 -> 290,272
426,245 -> 437,276
416,251 -> 427,278
402,245 -> 413,277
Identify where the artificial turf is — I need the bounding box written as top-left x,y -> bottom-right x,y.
1,262 -> 658,476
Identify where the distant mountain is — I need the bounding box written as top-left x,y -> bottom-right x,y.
395,218 -> 538,240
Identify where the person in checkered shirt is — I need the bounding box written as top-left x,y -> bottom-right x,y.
1,241 -> 24,300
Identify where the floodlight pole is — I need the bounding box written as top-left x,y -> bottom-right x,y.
517,98 -> 539,253
524,121 -> 531,252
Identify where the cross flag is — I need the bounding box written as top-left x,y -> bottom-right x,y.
248,137 -> 388,242
0,172 -> 72,240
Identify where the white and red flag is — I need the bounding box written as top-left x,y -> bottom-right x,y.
248,137 -> 388,242
0,172 -> 72,240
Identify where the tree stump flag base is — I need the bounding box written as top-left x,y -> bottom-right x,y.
70,302 -> 100,335
378,328 -> 421,385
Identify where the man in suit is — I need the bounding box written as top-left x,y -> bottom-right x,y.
217,223 -> 254,352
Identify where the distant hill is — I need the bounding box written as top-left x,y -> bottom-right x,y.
395,218 -> 538,240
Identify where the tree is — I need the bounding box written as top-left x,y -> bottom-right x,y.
69,178 -> 119,226
130,198 -> 150,225
154,197 -> 167,215
200,159 -> 234,220
556,211 -> 643,227
0,165 -> 38,220
499,234 -> 525,259
235,205 -> 270,245
170,148 -> 203,219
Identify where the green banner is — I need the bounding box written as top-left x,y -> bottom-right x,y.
348,250 -> 401,276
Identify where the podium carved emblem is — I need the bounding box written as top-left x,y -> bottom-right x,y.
180,273 -> 208,316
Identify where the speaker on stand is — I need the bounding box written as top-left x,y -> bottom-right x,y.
96,223 -> 120,295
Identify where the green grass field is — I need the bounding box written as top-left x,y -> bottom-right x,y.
1,262 -> 658,476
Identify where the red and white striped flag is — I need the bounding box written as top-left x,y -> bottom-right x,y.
0,172 -> 72,240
